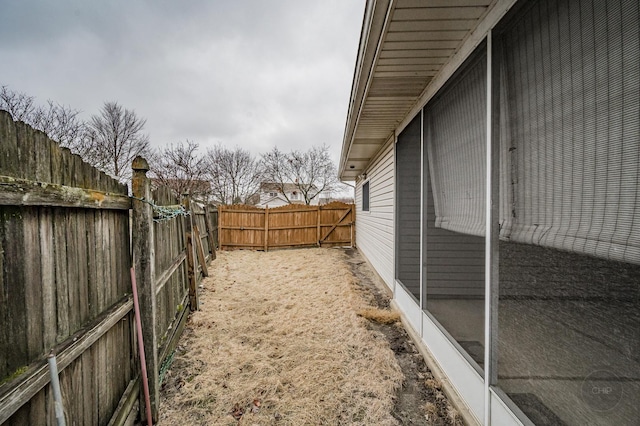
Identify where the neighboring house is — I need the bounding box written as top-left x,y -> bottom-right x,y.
257,182 -> 319,208
340,1 -> 639,426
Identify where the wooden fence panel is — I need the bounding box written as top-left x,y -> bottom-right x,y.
218,202 -> 355,251
268,204 -> 318,249
0,112 -> 213,425
219,205 -> 266,250
0,112 -> 134,426
151,186 -> 190,367
319,202 -> 355,247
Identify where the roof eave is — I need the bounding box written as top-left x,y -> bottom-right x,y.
339,0 -> 392,181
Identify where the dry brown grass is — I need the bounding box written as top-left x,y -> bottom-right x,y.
356,308 -> 400,325
160,248 -> 403,425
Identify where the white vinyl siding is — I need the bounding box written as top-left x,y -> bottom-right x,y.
355,140 -> 395,290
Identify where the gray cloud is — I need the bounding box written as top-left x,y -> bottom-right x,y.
0,0 -> 363,163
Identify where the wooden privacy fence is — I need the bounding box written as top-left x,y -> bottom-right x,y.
0,111 -> 216,426
218,202 -> 355,251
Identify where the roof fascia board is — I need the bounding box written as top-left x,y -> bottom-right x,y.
394,0 -> 517,137
340,0 -> 394,178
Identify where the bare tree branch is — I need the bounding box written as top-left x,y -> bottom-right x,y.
0,85 -> 37,122
150,140 -> 211,201
84,101 -> 150,181
261,144 -> 340,205
205,144 -> 263,205
1,85 -> 86,150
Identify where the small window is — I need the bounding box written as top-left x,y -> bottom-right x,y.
362,181 -> 370,211
269,192 -> 277,197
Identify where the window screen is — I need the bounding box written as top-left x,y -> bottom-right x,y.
362,181 -> 370,211
426,47 -> 487,237
499,0 -> 640,264
396,114 -> 422,300
496,1 -> 640,425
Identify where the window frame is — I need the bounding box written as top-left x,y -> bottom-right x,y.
362,180 -> 370,212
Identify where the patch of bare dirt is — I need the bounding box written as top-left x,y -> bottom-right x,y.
344,248 -> 464,426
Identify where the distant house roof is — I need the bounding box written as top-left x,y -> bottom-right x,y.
256,193 -> 290,208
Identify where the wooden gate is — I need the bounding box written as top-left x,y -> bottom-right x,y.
218,202 -> 355,251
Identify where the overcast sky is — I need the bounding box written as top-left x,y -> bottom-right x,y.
0,0 -> 364,165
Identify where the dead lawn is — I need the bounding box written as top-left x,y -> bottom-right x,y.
159,248 -> 404,425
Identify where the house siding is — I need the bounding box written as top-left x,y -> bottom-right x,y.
355,140 -> 395,291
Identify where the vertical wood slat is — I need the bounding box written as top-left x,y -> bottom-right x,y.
131,156 -> 159,423
218,205 -> 222,250
54,209 -> 70,342
182,195 -> 199,311
40,208 -> 56,352
203,205 -> 216,260
316,206 -> 321,246
1,206 -> 28,379
264,207 -> 269,252
23,208 -> 43,360
193,225 -> 209,277
0,110 -> 19,177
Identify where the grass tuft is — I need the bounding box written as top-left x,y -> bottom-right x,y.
356,307 -> 401,324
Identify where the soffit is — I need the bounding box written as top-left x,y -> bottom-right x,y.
340,0 -> 495,180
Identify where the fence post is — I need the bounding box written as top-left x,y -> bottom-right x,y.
131,156 -> 159,423
203,205 -> 216,260
182,194 -> 199,311
351,204 -> 355,248
218,206 -> 223,251
317,205 -> 321,246
264,207 -> 269,252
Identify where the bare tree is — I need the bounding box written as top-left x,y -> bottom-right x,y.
0,85 -> 36,122
32,100 -> 86,149
206,144 -> 263,205
1,86 -> 85,149
261,144 -> 340,205
85,101 -> 150,181
150,140 -> 210,200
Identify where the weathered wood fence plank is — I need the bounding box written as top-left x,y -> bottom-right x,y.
182,196 -> 199,311
0,176 -> 132,210
193,225 -> 209,277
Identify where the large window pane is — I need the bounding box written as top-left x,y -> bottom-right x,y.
424,47 -> 486,370
396,114 -> 421,300
496,1 -> 640,424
